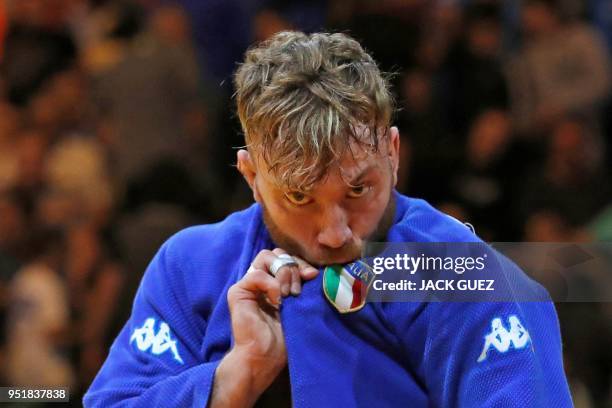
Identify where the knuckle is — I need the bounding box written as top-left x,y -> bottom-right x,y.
249,268 -> 267,281
259,249 -> 274,258
252,251 -> 269,265
241,269 -> 263,285
227,285 -> 239,301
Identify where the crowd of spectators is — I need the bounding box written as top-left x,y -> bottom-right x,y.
0,0 -> 610,406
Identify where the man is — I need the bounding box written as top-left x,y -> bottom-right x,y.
507,0 -> 611,134
85,32 -> 572,407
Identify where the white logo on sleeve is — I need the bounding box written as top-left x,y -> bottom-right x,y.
477,315 -> 531,362
130,318 -> 184,364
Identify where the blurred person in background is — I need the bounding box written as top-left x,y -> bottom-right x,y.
5,228 -> 75,390
14,128 -> 49,199
507,0 -> 611,135
42,134 -> 113,227
329,0 -> 436,74
0,0 -> 77,106
88,1 -> 214,219
0,101 -> 20,192
444,109 -> 522,241
0,189 -> 29,262
0,189 -> 29,385
520,115 -> 610,231
395,2 -> 513,214
445,1 -> 509,135
395,67 -> 455,203
171,0 -> 253,85
64,223 -> 123,391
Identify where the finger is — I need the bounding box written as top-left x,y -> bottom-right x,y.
271,250 -> 309,295
250,249 -> 277,273
230,268 -> 282,307
293,256 -> 319,281
271,248 -> 294,296
251,249 -> 289,293
290,266 -> 301,295
271,248 -> 287,256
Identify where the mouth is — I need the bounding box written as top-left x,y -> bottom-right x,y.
311,252 -> 361,267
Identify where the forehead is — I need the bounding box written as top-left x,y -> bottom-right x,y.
336,143 -> 384,179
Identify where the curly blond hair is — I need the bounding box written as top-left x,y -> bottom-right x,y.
234,31 -> 394,190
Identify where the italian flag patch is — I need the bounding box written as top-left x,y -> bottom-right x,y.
323,260 -> 375,314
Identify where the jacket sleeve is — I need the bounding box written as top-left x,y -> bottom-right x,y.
83,234 -> 220,407
387,298 -> 573,407
430,301 -> 572,407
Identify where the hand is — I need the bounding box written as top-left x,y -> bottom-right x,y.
210,249 -> 318,407
250,248 -> 319,296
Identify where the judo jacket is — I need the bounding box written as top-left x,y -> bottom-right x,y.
84,192 -> 573,407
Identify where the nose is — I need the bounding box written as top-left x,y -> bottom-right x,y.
317,206 -> 352,249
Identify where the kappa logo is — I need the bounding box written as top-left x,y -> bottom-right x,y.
477,315 -> 531,362
130,318 -> 184,364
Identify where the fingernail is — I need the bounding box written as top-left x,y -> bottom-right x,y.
282,284 -> 290,296
291,283 -> 301,295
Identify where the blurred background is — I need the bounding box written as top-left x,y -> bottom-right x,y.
0,0 -> 610,406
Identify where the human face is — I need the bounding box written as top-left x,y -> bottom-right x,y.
521,3 -> 556,37
239,127 -> 400,266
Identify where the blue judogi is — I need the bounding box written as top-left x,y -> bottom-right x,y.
84,192 -> 573,407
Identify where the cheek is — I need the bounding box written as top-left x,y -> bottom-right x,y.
349,186 -> 391,234
271,200 -> 316,237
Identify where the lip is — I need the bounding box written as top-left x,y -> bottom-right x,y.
315,254 -> 360,266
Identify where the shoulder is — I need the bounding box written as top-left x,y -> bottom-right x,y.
173,203 -> 262,240
164,203 -> 263,262
141,203 -> 264,299
390,193 -> 480,243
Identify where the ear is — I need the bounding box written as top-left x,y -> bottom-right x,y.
388,126 -> 400,187
237,149 -> 263,202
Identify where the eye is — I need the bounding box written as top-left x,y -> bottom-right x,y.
284,191 -> 313,206
347,185 -> 370,198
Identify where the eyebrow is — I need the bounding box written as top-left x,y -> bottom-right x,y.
280,164 -> 378,193
342,164 -> 376,186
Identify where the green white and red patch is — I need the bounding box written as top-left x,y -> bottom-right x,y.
323,260 -> 375,313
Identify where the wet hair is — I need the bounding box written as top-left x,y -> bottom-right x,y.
234,31 -> 394,190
